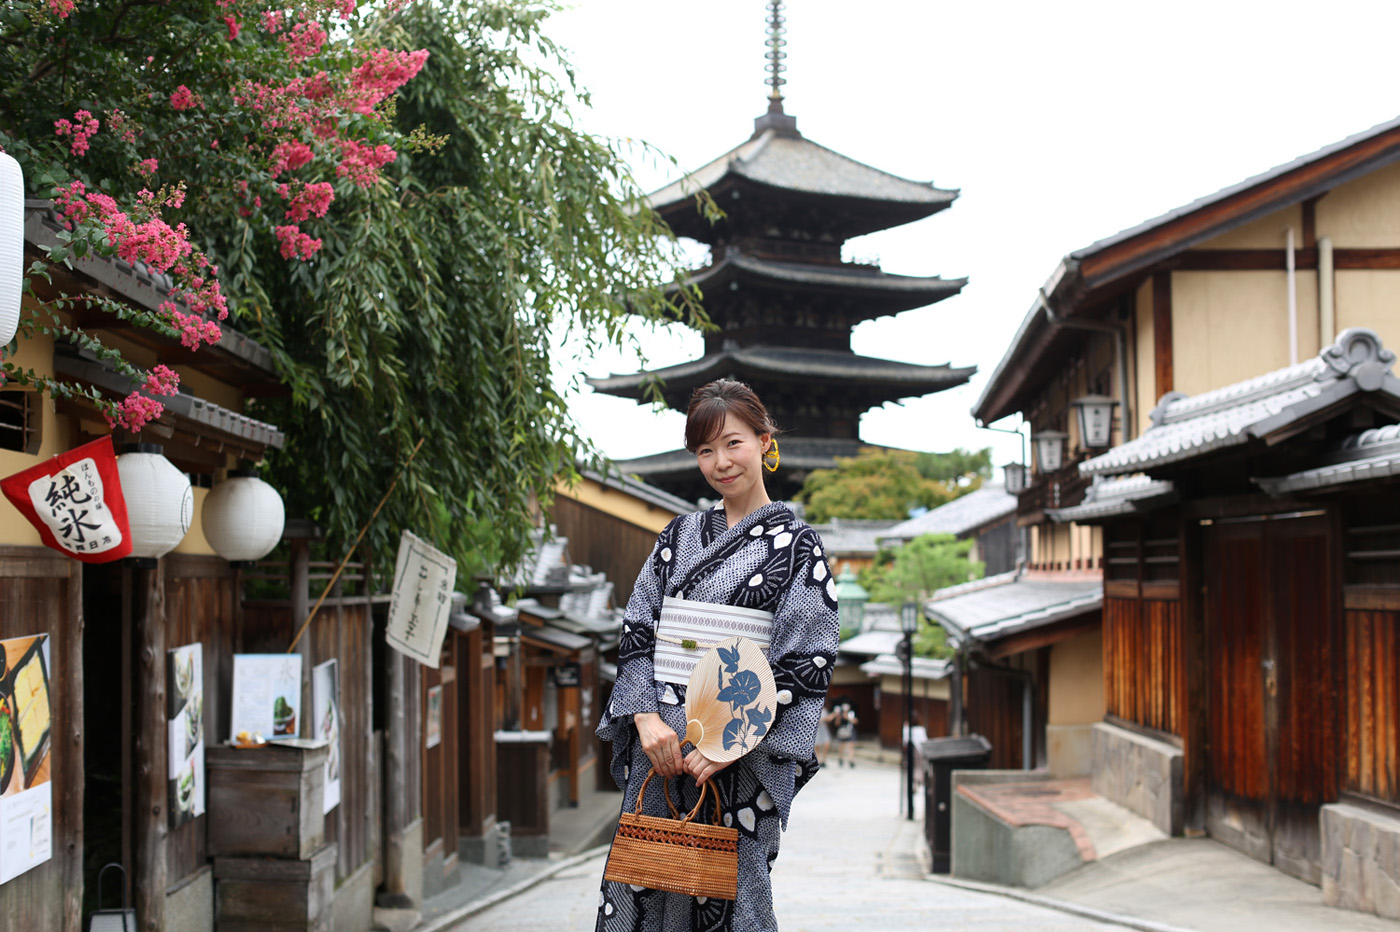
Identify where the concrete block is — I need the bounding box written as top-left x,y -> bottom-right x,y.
1321,802 -> 1400,921
1090,722 -> 1182,836
166,865 -> 213,932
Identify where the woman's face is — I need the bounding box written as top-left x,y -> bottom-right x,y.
694,414 -> 771,503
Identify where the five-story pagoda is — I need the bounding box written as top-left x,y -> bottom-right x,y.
589,2 -> 974,503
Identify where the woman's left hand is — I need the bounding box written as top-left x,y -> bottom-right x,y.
683,749 -> 733,787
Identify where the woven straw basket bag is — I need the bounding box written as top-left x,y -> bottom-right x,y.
604,768 -> 738,900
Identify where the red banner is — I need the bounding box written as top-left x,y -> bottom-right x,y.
1,436 -> 133,563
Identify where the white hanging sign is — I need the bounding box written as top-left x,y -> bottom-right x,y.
385,530 -> 456,668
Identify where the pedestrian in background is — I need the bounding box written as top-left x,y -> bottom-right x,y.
832,697 -> 858,768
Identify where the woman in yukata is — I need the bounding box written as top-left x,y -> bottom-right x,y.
595,379 -> 840,932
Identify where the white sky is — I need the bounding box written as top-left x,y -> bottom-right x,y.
544,0 -> 1400,471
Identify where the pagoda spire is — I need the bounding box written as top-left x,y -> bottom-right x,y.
755,1 -> 799,137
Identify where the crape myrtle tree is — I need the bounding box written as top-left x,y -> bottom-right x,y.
798,447 -> 991,523
0,0 -> 703,576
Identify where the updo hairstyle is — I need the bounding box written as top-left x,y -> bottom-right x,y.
684,379 -> 780,453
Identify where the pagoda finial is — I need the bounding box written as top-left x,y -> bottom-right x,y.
765,0 -> 787,105
753,0 -> 799,137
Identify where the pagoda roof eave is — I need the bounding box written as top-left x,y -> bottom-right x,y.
645,128 -> 957,217
685,252 -> 965,312
587,346 -> 976,401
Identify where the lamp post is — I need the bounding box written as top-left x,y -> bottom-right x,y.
835,565 -> 869,639
900,600 -> 917,821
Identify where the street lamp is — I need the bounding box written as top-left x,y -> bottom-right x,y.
900,600 -> 917,821
1002,461 -> 1028,495
835,565 -> 869,639
1070,394 -> 1119,449
1034,429 -> 1068,475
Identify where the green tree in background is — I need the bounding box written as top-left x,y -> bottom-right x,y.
798,446 -> 992,522
860,533 -> 984,658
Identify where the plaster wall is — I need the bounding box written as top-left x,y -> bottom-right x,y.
1171,270 -> 1319,398
1200,204 -> 1306,249
1047,629 -> 1104,725
1134,279 -> 1155,436
1334,270 -> 1400,345
1316,161 -> 1400,248
553,476 -> 685,534
877,672 -> 950,701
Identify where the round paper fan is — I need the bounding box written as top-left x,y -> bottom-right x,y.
683,636 -> 777,763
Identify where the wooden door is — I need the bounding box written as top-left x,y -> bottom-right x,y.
1204,514 -> 1338,883
421,638 -> 458,868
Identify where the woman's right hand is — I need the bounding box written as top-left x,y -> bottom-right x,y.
634,712 -> 684,777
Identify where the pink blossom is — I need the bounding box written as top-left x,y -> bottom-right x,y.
106,393 -> 165,432
142,364 -> 180,397
283,181 -> 334,222
336,139 -> 396,187
346,48 -> 429,114
135,158 -> 158,178
275,224 -> 323,261
170,86 -> 200,111
54,109 -> 100,157
107,109 -> 138,144
46,0 -> 76,18
224,15 -> 240,40
269,140 -> 314,176
281,21 -> 327,64
261,10 -> 284,33
335,0 -> 357,18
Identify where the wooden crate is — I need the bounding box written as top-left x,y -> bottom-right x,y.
207,743 -> 328,859
214,842 -> 336,932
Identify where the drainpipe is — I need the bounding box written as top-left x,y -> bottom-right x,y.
1286,227 -> 1299,365
1319,236 -> 1335,347
1038,289 -> 1134,443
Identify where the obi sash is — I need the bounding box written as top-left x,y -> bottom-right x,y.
652,596 -> 773,687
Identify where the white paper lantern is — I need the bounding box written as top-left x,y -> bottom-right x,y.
0,151 -> 23,347
116,445 -> 193,563
201,471 -> 285,565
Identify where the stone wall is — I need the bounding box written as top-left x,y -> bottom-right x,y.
1321,802 -> 1400,920
1090,722 -> 1182,836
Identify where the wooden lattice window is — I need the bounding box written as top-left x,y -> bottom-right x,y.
0,390 -> 39,454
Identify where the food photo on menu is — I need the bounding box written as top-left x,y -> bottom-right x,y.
166,643 -> 206,829
0,634 -> 54,884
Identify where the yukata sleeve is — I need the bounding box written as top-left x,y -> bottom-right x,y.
749,526 -> 839,824
595,516 -> 681,743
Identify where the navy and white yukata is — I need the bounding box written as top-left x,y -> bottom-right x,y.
595,502 -> 839,932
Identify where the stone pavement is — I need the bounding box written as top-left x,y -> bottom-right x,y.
415,743 -> 1399,931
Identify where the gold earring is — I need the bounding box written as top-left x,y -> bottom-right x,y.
764,439 -> 780,472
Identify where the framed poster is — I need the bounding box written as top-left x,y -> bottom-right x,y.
230,654 -> 303,743
385,530 -> 456,668
0,634 -> 52,884
311,660 -> 341,814
424,685 -> 442,750
166,643 -> 205,829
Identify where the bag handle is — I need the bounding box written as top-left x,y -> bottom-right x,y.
636,767 -> 723,827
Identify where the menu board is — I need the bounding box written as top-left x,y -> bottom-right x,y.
311,660 -> 341,814
167,643 -> 205,829
0,634 -> 52,885
230,654 -> 303,743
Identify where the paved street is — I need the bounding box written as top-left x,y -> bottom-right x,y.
461,758 -> 1127,931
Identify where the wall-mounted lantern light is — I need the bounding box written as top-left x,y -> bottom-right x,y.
1034,430 -> 1068,474
1002,461 -> 1028,495
1071,394 -> 1119,449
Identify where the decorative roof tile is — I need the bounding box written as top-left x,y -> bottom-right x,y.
926,573 -> 1102,645
1254,421 -> 1400,495
858,654 -> 950,680
1081,329 -> 1400,477
1047,474 -> 1177,523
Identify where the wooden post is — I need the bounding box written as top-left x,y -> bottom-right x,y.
379,649 -> 412,907
291,539 -> 312,737
133,562 -> 167,932
60,558 -> 84,932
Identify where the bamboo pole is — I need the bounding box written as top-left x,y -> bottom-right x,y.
287,437 -> 424,654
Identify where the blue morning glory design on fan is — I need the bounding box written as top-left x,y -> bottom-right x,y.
715,645 -> 772,751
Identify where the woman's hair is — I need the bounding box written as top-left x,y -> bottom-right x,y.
684,379 -> 780,453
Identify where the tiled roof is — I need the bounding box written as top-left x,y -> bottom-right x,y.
646,129 -> 957,211
1254,422 -> 1400,495
588,345 -> 975,397
1081,329 -> 1400,477
838,629 -> 904,657
810,518 -> 902,557
579,467 -> 696,515
926,572 -> 1102,646
880,483 -> 1016,542
858,655 -> 950,680
1047,474 -> 1177,523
